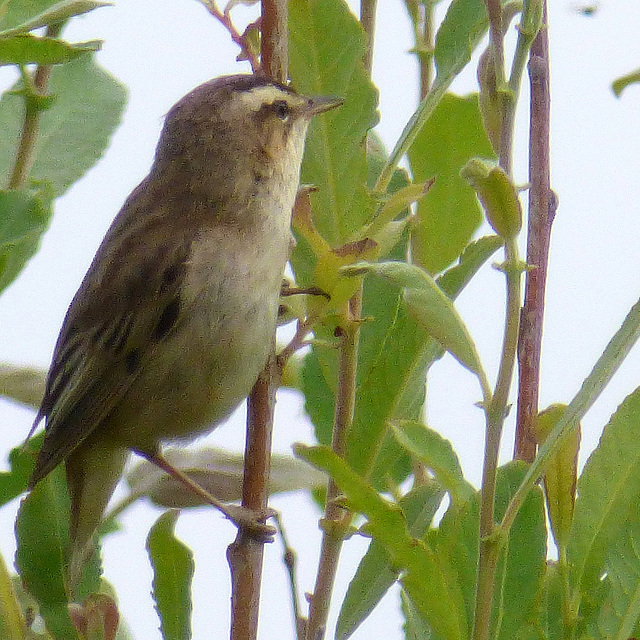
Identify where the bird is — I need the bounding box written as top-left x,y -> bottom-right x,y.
25,73 -> 342,587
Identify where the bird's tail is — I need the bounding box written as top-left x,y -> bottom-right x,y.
66,439 -> 128,593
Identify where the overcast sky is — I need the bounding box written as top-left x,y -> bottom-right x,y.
1,1 -> 640,638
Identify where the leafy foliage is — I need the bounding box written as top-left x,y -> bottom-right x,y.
2,0 -> 640,638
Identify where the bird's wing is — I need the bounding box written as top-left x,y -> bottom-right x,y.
30,186 -> 195,485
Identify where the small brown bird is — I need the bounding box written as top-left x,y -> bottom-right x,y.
26,74 -> 341,584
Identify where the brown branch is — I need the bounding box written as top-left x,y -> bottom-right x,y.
227,3 -> 289,640
228,349 -> 280,640
260,0 -> 288,82
515,5 -> 555,462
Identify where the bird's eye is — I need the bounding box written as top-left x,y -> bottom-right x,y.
272,100 -> 290,121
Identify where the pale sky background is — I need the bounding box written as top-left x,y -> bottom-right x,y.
1,1 -> 640,638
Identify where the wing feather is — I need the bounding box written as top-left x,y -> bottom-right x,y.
30,182 -> 195,485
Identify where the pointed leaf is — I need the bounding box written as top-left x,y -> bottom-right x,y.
0,433 -> 41,507
289,0 -> 378,247
302,236 -> 501,484
435,462 -> 546,637
341,260 -> 484,377
127,448 -> 325,508
533,404 -> 580,552
408,93 -> 495,273
147,511 -> 194,640
15,467 -> 79,639
295,444 -> 468,640
0,188 -> 53,295
569,387 -> 640,599
391,420 -> 474,505
401,589 -> 434,640
0,35 -> 100,65
0,54 -> 126,197
0,0 -> 112,36
375,0 -> 495,195
591,515 -> 640,639
0,363 -> 46,409
336,483 -> 445,640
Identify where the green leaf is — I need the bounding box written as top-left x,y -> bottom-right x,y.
15,466 -> 78,639
336,483 -> 445,640
341,260 -> 485,379
0,0 -> 59,31
295,444 -> 468,640
0,433 -> 40,508
302,236 -> 501,484
437,235 -> 503,295
591,514 -> 640,640
0,54 -> 127,196
461,157 -> 522,239
612,67 -> 640,97
435,462 -> 546,638
147,511 -> 194,640
0,0 -> 112,36
502,292 -> 640,541
375,0 -> 494,194
391,420 -> 474,505
0,552 -> 28,640
407,93 -> 496,273
401,589 -> 434,640
0,35 -> 100,66
534,404 -> 580,552
568,388 -> 640,601
540,562 -> 564,640
289,0 -> 379,247
0,188 -> 53,295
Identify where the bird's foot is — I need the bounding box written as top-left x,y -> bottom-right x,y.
218,503 -> 277,541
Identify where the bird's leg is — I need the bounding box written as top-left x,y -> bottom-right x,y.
138,451 -> 276,540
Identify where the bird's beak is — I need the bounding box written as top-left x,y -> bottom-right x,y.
304,95 -> 344,116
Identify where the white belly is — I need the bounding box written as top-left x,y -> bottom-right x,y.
110,214 -> 292,450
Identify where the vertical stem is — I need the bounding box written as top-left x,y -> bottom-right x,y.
304,3 -> 372,636
418,1 -> 434,100
229,351 -> 280,640
228,3 -> 288,639
360,0 -> 377,76
515,3 -> 554,462
484,0 -> 506,99
7,23 -> 61,189
305,295 -> 362,640
261,0 -> 288,81
472,238 -> 522,640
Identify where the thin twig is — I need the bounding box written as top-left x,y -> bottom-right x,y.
274,513 -> 305,640
515,4 -> 553,462
8,23 -> 61,189
199,0 -> 261,73
278,318 -> 314,366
